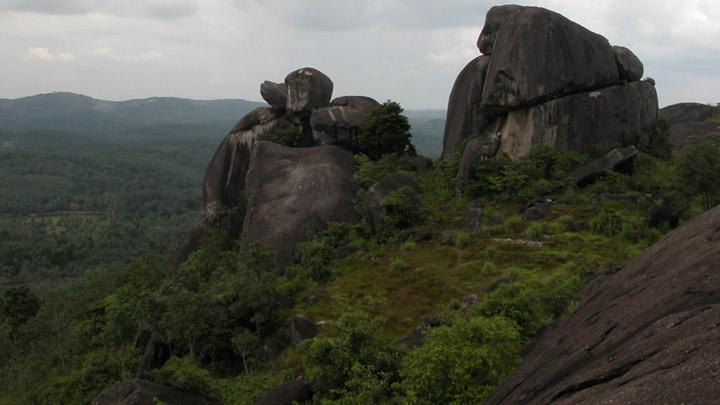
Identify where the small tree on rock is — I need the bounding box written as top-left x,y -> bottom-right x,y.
358,101 -> 414,160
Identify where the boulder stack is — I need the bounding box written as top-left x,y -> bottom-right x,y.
442,5 -> 658,164
176,68 -> 379,269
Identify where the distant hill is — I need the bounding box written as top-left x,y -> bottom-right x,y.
0,92 -> 446,157
0,92 -> 265,136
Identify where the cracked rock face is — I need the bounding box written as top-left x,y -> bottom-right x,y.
242,142 -> 358,271
444,4 -> 658,177
485,206 -> 720,404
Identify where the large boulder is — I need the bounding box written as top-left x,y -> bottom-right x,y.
285,67 -> 333,113
366,173 -> 421,232
442,56 -> 493,159
476,4 -> 523,55
455,130 -> 502,193
93,379 -> 207,405
289,314 -> 318,346
242,142 -> 358,270
571,146 -> 638,187
256,379 -> 313,405
310,96 -> 380,150
659,102 -> 720,150
174,108 -> 289,263
486,206 -> 720,404
260,81 -> 288,111
481,6 -> 620,112
613,46 -> 644,82
498,80 -> 658,159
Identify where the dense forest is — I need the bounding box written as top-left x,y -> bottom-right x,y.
2,91 -> 719,403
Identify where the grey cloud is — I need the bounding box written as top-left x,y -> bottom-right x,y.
235,0 -> 500,31
0,0 -> 197,19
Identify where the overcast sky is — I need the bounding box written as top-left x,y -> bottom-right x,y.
1,0 -> 718,109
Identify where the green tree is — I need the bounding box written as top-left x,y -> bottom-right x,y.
1,286 -> 41,342
358,101 -> 414,160
676,140 -> 720,210
401,316 -> 521,404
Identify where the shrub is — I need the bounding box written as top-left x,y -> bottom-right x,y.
358,101 -> 414,160
388,257 -> 411,273
454,230 -> 471,248
381,186 -> 419,230
676,140 -> 720,210
267,126 -> 306,147
302,312 -> 401,400
151,356 -> 213,394
480,261 -> 498,276
400,316 -> 521,404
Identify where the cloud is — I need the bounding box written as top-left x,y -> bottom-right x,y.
91,47 -> 164,62
24,47 -> 75,62
0,0 -> 198,19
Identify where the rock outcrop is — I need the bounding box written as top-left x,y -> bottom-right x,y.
485,206 -> 720,404
93,379 -> 207,405
659,102 -> 720,150
256,379 -> 313,405
176,68 -> 379,266
242,142 -> 358,270
572,146 -> 638,187
444,4 -> 658,187
311,96 -> 381,150
366,173 -> 421,232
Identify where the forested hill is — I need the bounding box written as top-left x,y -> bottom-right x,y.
0,92 -> 264,135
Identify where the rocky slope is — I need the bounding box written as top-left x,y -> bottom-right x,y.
442,5 -> 658,161
659,102 -> 720,150
486,205 -> 720,404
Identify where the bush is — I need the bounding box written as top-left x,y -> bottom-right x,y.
388,257 -> 410,273
358,101 -> 414,160
381,186 -> 419,230
676,140 -> 720,210
151,356 -> 213,394
267,126 -> 306,147
302,312 -> 401,400
401,316 -> 521,404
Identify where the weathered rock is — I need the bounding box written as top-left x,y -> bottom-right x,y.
366,173 -> 421,232
256,379 -> 313,405
285,67 -> 333,113
477,5 -> 524,55
243,142 -> 358,270
93,379 -> 207,405
289,314 -> 318,346
524,198 -> 554,221
485,206 -> 720,404
310,96 -> 380,150
613,46 -> 644,82
455,130 -> 502,193
442,55 -> 493,159
460,200 -> 484,234
260,81 -> 288,111
481,6 -> 619,112
175,108 -> 290,263
572,146 -> 638,187
660,102 -> 720,150
499,80 -> 658,159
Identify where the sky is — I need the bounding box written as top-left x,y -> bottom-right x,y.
1,0 -> 718,109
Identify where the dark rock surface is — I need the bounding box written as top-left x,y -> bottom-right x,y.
460,200 -> 483,234
285,67 -> 333,113
256,379 -> 313,405
476,5 -> 523,55
613,46 -> 644,82
310,96 -> 380,150
572,146 -> 638,187
366,173 -> 421,232
455,131 -> 501,192
481,6 -> 619,112
659,102 -> 720,150
442,56 -> 493,159
289,314 -> 318,346
499,80 -> 657,159
486,206 -> 720,404
242,142 -> 358,270
260,81 -> 288,111
93,379 -> 207,405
